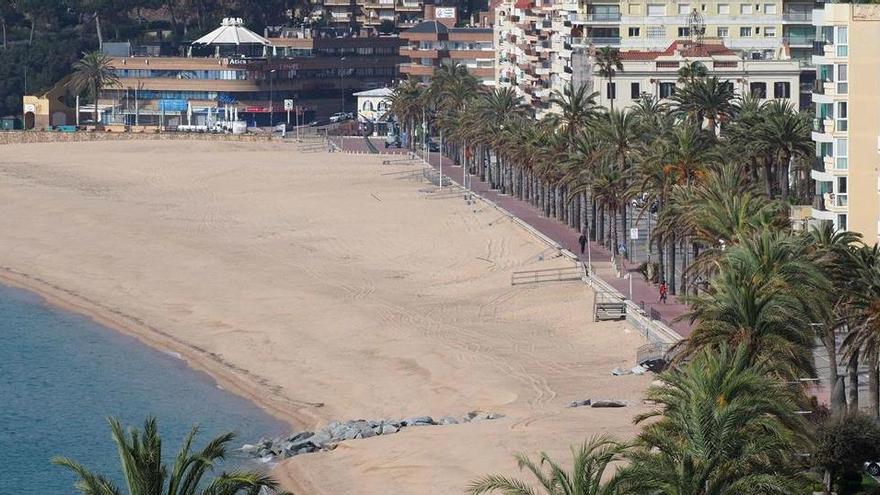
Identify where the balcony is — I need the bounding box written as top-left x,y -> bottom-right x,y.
569,36 -> 621,46
813,156 -> 827,173
813,79 -> 828,95
784,34 -> 815,46
812,40 -> 828,56
782,12 -> 812,22
324,0 -> 352,5
813,193 -> 825,211
569,12 -> 621,23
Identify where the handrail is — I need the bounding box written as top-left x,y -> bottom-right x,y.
511,265 -> 584,285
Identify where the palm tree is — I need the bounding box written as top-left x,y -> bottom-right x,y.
69,50 -> 120,127
840,244 -> 880,417
752,100 -> 814,202
468,435 -> 626,495
594,47 -> 623,111
671,76 -> 735,134
53,416 -> 287,495
682,228 -> 827,380
676,60 -> 708,84
612,345 -> 809,495
548,82 -> 601,138
388,79 -> 424,149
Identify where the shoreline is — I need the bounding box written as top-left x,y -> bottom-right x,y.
0,266 -> 308,431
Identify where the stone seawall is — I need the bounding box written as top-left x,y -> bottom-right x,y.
0,131 -> 276,146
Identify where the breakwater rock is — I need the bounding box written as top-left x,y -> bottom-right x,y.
243,411 -> 504,461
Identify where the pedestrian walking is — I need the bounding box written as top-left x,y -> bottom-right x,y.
658,280 -> 668,304
578,232 -> 587,254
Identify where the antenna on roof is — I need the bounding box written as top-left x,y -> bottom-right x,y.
688,9 -> 705,46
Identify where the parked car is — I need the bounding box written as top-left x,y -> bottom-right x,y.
426,139 -> 440,152
384,135 -> 401,148
329,112 -> 349,123
865,461 -> 880,477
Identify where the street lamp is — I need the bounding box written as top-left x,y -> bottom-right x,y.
269,69 -> 277,127
339,57 -> 347,114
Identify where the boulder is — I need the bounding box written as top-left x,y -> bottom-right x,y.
567,399 -> 592,408
307,431 -> 334,447
590,400 -> 627,408
611,367 -> 632,376
288,431 -> 314,444
380,423 -> 399,435
440,416 -> 459,425
403,416 -> 434,426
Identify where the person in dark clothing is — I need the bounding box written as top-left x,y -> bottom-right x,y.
659,281 -> 668,304
578,233 -> 587,254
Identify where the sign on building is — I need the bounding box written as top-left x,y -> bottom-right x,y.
435,7 -> 456,18
284,99 -> 294,111
630,228 -> 639,240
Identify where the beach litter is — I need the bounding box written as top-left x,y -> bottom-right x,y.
243,410 -> 505,461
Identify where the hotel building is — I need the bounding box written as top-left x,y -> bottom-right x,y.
23,19 -> 404,130
591,39 -> 802,110
400,4 -> 495,85
810,4 -> 880,238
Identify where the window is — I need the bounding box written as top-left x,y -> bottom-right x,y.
647,25 -> 665,38
836,26 -> 848,57
678,27 -> 690,37
717,26 -> 729,37
628,3 -> 641,14
660,82 -> 677,98
647,3 -> 665,15
838,214 -> 847,231
740,27 -> 752,37
764,3 -> 776,14
837,64 -> 848,94
628,27 -> 640,36
773,81 -> 790,98
678,4 -> 690,14
837,101 -> 848,132
607,82 -> 616,100
750,81 -> 767,98
718,3 -> 729,14
740,4 -> 754,14
835,138 -> 848,170
838,176 -> 847,194
764,26 -> 776,37
631,82 -> 641,99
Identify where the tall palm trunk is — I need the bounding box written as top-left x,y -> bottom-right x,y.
780,150 -> 792,202
871,363 -> 879,418
668,235 -> 677,295
848,350 -> 860,412
763,158 -> 774,199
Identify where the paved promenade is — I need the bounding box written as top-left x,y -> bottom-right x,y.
336,137 -> 694,338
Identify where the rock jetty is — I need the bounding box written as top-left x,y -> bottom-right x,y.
242,411 -> 504,461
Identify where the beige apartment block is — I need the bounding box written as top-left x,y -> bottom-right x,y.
810,3 -> 880,239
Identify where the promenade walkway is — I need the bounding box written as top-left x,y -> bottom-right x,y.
336,138 -> 694,338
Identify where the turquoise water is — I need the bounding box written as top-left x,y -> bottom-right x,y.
0,284 -> 289,494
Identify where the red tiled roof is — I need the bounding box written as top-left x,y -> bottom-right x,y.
514,0 -> 533,9
616,39 -> 735,61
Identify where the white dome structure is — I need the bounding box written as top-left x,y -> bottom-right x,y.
192,18 -> 270,46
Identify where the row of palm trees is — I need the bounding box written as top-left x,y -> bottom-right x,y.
389,60 -> 880,494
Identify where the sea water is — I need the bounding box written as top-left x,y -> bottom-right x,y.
0,284 -> 289,494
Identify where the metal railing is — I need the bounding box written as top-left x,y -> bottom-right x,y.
569,12 -> 622,22
813,79 -> 827,95
784,34 -> 815,45
569,36 -> 621,46
813,156 -> 826,173
511,265 -> 586,285
813,193 -> 826,211
782,12 -> 812,21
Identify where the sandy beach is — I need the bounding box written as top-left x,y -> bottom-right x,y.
0,140 -> 650,494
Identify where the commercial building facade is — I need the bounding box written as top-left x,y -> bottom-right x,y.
22,20 -> 404,130
810,4 -> 880,239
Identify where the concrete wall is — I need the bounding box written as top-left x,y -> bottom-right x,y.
0,131 -> 278,146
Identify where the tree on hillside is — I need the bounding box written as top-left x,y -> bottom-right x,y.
53,416 -> 289,495
69,50 -> 120,126
812,412 -> 880,494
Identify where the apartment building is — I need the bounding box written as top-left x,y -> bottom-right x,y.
400,3 -> 495,84
316,0 -> 438,29
590,39 -> 802,110
495,0 -> 589,115
810,4 -> 880,239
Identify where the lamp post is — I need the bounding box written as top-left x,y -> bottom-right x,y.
339,57 -> 347,114
269,68 -> 277,127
